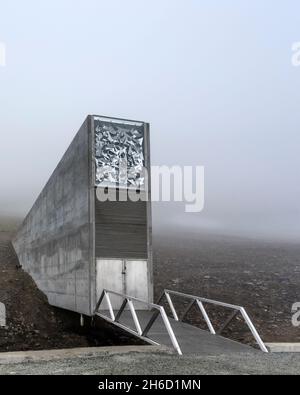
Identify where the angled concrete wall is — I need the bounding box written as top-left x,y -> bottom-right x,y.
13,117 -> 93,315
13,115 -> 153,316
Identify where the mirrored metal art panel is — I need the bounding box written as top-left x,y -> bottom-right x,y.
94,117 -> 145,188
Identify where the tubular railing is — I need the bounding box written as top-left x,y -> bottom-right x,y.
94,289 -> 182,355
157,289 -> 268,353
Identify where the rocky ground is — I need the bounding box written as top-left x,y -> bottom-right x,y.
0,231 -> 143,352
1,226 -> 300,352
153,231 -> 300,345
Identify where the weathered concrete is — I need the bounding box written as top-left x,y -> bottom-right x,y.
266,343 -> 300,352
0,303 -> 5,327
0,345 -> 168,365
1,349 -> 300,375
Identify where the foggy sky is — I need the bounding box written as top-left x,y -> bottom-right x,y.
0,0 -> 300,241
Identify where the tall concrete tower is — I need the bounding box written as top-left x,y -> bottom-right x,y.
13,115 -> 153,315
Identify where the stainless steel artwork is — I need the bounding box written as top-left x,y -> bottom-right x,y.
94,119 -> 145,188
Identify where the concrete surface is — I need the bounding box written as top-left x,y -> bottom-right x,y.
0,303 -> 5,327
266,343 -> 300,352
0,346 -> 167,364
0,347 -> 300,375
101,310 -> 256,354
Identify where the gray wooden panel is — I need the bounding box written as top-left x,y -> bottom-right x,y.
95,191 -> 148,259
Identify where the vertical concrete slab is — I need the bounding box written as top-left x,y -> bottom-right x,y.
93,117 -> 153,307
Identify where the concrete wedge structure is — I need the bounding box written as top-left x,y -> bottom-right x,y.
13,115 -> 153,316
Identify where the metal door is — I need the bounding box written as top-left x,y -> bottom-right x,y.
96,259 -> 149,310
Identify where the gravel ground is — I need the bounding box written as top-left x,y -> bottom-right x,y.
1,350 -> 300,375
154,231 -> 300,345
1,222 -> 300,375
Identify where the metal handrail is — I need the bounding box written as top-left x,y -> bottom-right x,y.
94,289 -> 182,355
157,289 -> 268,353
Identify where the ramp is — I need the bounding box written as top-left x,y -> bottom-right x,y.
95,289 -> 268,355
98,310 -> 254,354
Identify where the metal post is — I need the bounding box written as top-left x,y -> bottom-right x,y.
104,291 -> 115,321
239,308 -> 268,353
94,290 -> 105,313
128,299 -> 142,336
156,290 -> 166,305
115,299 -> 128,322
142,309 -> 160,336
159,307 -> 182,355
80,314 -> 84,327
165,292 -> 179,321
196,300 -> 216,335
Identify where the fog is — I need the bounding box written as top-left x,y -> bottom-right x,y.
0,1 -> 299,241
